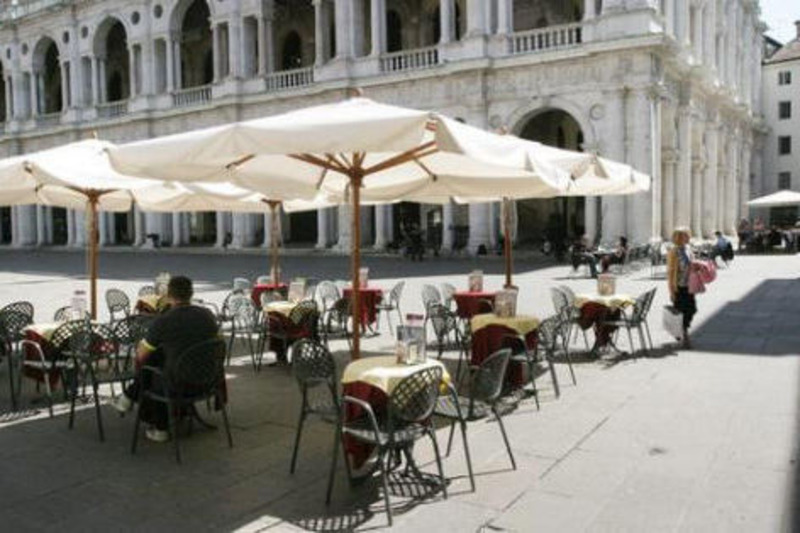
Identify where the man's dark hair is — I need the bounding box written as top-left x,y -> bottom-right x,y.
715,231 -> 722,237
167,276 -> 193,303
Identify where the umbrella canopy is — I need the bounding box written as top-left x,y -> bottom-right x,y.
108,97 -> 579,359
747,190 -> 800,208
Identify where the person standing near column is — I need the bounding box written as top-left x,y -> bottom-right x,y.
667,227 -> 696,349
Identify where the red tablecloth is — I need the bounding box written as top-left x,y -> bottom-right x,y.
577,302 -> 621,349
23,330 -> 61,388
453,291 -> 497,319
251,283 -> 288,306
343,287 -> 383,328
471,324 -> 537,388
343,381 -> 388,470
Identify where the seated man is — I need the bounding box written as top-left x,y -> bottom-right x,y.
710,231 -> 733,265
113,276 -> 219,443
601,236 -> 628,273
570,235 -> 598,278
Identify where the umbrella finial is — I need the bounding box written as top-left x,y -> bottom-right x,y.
345,87 -> 364,99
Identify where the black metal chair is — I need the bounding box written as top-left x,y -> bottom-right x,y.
435,348 -> 515,492
226,295 -> 262,369
0,301 -> 34,322
440,282 -> 457,311
137,285 -> 156,297
0,333 -> 15,410
602,288 -> 657,356
537,315 -> 576,386
131,338 -> 232,463
289,339 -> 339,474
326,366 -> 447,526
323,297 -> 352,347
105,288 -> 131,323
421,284 -> 442,314
427,303 -> 469,381
552,286 -> 589,351
269,300 -> 320,363
376,280 -> 405,333
53,306 -> 91,322
112,315 -> 153,374
67,323 -> 136,441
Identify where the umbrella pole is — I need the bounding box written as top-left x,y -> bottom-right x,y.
268,201 -> 280,283
350,170 -> 363,360
503,198 -> 513,288
88,194 -> 99,320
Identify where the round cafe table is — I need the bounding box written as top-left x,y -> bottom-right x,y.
251,283 -> 288,306
470,313 -> 540,389
574,293 -> 635,355
341,355 -> 450,471
453,291 -> 497,319
342,287 -> 383,330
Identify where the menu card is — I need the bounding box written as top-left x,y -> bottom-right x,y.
468,270 -> 484,292
494,288 -> 518,318
358,267 -> 369,288
287,279 -> 307,302
395,324 -> 427,365
597,273 -> 616,296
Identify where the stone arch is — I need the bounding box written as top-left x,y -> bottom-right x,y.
280,30 -> 304,70
508,98 -> 596,150
93,17 -> 130,102
175,0 -> 213,88
32,36 -> 62,114
427,2 -> 463,45
169,0 -> 215,32
387,9 -> 403,52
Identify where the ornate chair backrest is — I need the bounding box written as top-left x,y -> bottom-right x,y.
428,303 -> 457,340
469,348 -> 512,411
289,300 -> 320,336
229,295 -> 256,328
316,281 -> 341,312
112,315 -> 152,347
137,285 -> 156,297
536,316 -> 562,355
233,277 -> 251,293
0,309 -> 33,342
166,338 -> 226,398
421,284 -> 441,312
50,320 -> 91,359
106,288 -> 131,318
53,306 -> 72,322
440,283 -> 457,308
292,339 -> 336,390
389,280 -> 405,306
549,287 -> 569,318
0,301 -> 34,321
388,366 -> 443,426
558,285 -> 577,306
256,275 -> 271,285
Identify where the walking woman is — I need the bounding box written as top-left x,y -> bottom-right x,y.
667,227 -> 697,349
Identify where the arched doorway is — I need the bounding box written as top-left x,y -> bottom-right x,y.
281,31 -> 303,70
387,10 -> 403,52
179,0 -> 213,88
32,37 -> 62,114
95,19 -> 130,102
516,109 -> 586,246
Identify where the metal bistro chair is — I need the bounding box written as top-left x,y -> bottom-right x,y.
255,275 -> 272,285
316,280 -> 341,333
440,282 -> 457,311
67,323 -> 136,441
137,285 -> 156,297
0,301 -> 34,322
105,288 -> 131,323
552,286 -> 589,352
233,277 -> 252,293
226,295 -> 265,370
289,339 -> 339,474
326,366 -> 447,527
538,315 -> 577,386
602,288 -> 657,356
131,338 -> 232,464
270,301 -> 321,363
428,303 -> 469,381
421,284 -> 442,314
1,308 -> 34,410
53,306 -> 90,322
112,315 -> 153,375
323,297 -> 353,348
435,348 -> 515,492
376,280 -> 405,333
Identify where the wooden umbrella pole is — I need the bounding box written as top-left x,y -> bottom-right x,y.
268,200 -> 280,282
503,198 -> 513,288
350,169 -> 363,360
88,194 -> 99,319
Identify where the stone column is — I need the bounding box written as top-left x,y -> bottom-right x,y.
230,16 -> 244,78
465,0 -> 487,37
29,71 -> 38,115
171,213 -> 182,247
441,201 -> 454,251
373,205 -> 389,250
675,104 -> 692,228
128,48 -> 137,97
97,211 -> 107,246
35,206 -> 46,246
664,0 -> 675,36
467,203 -> 490,253
336,204 -> 352,251
702,121 -> 719,237
725,131 -> 738,234
334,0 -> 357,59
316,208 -> 330,249
59,62 -> 69,108
439,0 -> 455,43
692,4 -> 703,63
628,89 -> 658,244
739,139 -> 752,222
676,0 -> 690,47
691,157 -> 705,239
313,0 -> 327,66
601,89 -> 628,240
165,36 -> 175,91
704,0 -> 716,69
133,206 -> 145,246
15,206 -> 37,246
497,0 -> 514,33
211,25 -> 221,82
370,0 -> 386,56
214,212 -> 227,248
260,11 -> 276,74
661,149 -> 677,239
231,213 -> 246,248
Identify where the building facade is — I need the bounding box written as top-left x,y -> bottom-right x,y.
0,0 -> 765,251
759,22 -> 800,225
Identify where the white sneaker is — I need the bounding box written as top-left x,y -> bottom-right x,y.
111,394 -> 132,414
145,428 -> 170,443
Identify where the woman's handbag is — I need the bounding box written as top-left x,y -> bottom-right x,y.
662,305 -> 684,340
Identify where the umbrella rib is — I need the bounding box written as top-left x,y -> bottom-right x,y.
412,157 -> 436,181
289,154 -> 343,174
363,142 -> 438,176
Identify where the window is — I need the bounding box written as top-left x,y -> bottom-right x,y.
778,71 -> 792,85
779,136 -> 792,155
779,101 -> 792,120
779,172 -> 791,190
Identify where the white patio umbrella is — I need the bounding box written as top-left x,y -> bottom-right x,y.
747,190 -> 800,208
108,97 -> 570,359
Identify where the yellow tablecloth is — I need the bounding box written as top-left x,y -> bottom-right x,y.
342,355 -> 450,396
470,313 -> 540,336
574,293 -> 635,310
263,300 -> 298,317
137,295 -> 163,311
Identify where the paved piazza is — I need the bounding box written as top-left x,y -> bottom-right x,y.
0,249 -> 798,531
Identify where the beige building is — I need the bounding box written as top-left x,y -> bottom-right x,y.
0,0 -> 766,251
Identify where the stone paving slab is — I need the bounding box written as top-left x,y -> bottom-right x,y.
0,250 -> 797,531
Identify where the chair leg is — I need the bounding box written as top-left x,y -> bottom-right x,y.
493,407 -> 517,470
7,353 -> 16,411
445,420 -> 456,456
626,326 -> 635,354
220,402 -> 233,448
131,398 -> 143,454
526,358 -> 540,410
644,322 -> 654,351
378,451 -> 393,527
459,420 -> 475,492
637,325 -> 648,357
42,370 -> 54,418
93,383 -> 105,442
428,427 -> 448,499
290,409 -> 306,473
545,353 -> 560,399
325,422 -> 342,505
68,376 -> 77,430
